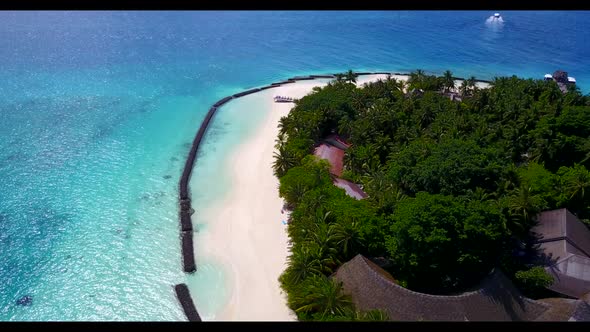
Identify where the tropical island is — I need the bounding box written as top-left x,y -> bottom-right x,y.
272,70 -> 590,321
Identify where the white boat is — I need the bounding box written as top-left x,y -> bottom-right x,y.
486,12 -> 504,25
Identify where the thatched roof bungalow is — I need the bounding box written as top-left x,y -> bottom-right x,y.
534,298 -> 590,321
334,254 -> 590,321
334,255 -> 549,321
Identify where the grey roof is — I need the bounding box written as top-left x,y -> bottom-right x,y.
553,70 -> 569,83
554,255 -> 590,282
333,178 -> 368,200
533,208 -> 590,256
532,209 -> 590,298
546,255 -> 590,299
333,254 -> 550,321
324,134 -> 351,150
570,300 -> 590,321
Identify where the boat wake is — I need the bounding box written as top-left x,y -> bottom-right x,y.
485,13 -> 505,25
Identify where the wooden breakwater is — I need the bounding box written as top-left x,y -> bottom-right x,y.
177,77 -> 324,272
451,76 -> 493,84
179,104 -> 228,272
173,70 -> 436,319
175,283 -> 202,321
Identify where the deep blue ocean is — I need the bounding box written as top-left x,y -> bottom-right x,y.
0,11 -> 589,321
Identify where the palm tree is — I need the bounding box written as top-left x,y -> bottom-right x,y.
442,70 -> 455,93
468,187 -> 490,202
495,165 -> 520,197
310,214 -> 337,249
394,125 -> 417,146
508,185 -> 544,234
275,131 -> 287,149
272,145 -> 297,178
356,310 -> 389,321
580,151 -> 590,165
419,107 -> 436,129
331,218 -> 362,259
345,70 -> 357,84
278,116 -> 290,136
467,76 -> 477,94
305,193 -> 329,216
565,164 -> 590,201
399,79 -> 408,92
282,181 -> 308,208
282,245 -> 325,286
347,144 -> 379,175
409,69 -> 425,91
460,79 -> 470,97
351,92 -> 367,111
334,73 -> 345,83
294,274 -> 353,319
389,78 -> 407,93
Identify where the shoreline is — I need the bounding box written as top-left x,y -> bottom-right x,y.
175,71 -> 489,320
192,74 -> 393,320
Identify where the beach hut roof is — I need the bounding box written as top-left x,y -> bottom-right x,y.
313,143 -> 345,177
534,298 -> 590,321
313,135 -> 353,176
332,254 -> 551,321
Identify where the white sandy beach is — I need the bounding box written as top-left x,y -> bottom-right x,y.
198,74 -> 396,321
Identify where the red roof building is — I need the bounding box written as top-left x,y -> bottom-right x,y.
313,142 -> 346,177
312,135 -> 367,200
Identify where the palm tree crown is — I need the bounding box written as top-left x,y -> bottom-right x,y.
345,70 -> 357,84
442,70 -> 455,93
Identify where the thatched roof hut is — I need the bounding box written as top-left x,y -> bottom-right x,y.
333,254 -> 551,321
535,298 -> 590,321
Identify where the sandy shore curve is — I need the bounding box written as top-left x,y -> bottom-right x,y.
198,74 -> 396,321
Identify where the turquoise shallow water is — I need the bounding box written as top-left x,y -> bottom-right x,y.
187,91 -> 276,319
0,11 -> 589,321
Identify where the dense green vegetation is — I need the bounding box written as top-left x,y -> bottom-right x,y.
273,70 -> 590,320
514,266 -> 555,299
